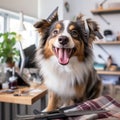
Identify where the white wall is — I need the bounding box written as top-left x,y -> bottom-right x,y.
38,0 -> 64,20
0,0 -> 38,18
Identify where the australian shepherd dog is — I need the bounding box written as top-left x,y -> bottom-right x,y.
34,9 -> 103,112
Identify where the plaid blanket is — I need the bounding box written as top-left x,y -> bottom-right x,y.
60,95 -> 120,120
17,95 -> 120,120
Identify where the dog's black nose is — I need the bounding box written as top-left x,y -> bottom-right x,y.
58,36 -> 69,45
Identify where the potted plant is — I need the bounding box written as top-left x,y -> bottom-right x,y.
0,32 -> 20,68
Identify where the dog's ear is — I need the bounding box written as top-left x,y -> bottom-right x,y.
34,20 -> 50,34
86,19 -> 103,45
46,7 -> 58,24
76,15 -> 103,45
75,14 -> 89,43
87,19 -> 103,39
34,7 -> 58,34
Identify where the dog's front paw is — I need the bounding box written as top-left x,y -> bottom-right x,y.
42,108 -> 47,112
43,106 -> 56,112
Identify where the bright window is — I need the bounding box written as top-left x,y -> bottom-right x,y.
9,17 -> 37,49
0,9 -> 38,49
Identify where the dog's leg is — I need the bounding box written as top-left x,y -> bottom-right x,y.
61,99 -> 74,108
45,90 -> 58,112
89,77 -> 103,99
73,84 -> 86,103
85,70 -> 103,100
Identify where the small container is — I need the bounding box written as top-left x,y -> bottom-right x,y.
9,76 -> 17,90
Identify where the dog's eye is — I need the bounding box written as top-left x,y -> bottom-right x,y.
53,29 -> 59,35
71,30 -> 79,38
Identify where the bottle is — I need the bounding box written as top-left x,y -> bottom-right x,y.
9,67 -> 18,90
0,83 -> 2,89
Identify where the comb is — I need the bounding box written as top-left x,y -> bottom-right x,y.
47,7 -> 58,23
16,109 -> 109,120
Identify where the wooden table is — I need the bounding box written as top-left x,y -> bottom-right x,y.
0,83 -> 47,105
0,83 -> 48,119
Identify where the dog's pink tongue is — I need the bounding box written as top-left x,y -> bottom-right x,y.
58,48 -> 69,65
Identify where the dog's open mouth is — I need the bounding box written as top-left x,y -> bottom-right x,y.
52,46 -> 75,65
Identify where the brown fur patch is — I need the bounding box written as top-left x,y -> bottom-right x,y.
46,90 -> 59,111
74,84 -> 86,99
43,37 -> 57,58
69,25 -> 75,31
73,40 -> 85,61
43,41 -> 53,58
55,23 -> 62,30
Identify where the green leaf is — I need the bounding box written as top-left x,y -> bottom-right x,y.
0,32 -> 19,63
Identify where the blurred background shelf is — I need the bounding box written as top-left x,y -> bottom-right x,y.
94,41 -> 120,45
97,70 -> 120,75
91,8 -> 120,14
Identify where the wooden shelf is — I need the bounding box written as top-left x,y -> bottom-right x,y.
94,40 -> 120,45
97,70 -> 120,75
91,8 -> 120,14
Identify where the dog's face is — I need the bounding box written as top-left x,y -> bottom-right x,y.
45,20 -> 87,65
34,13 -> 102,65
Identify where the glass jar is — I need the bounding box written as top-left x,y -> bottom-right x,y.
9,76 -> 18,90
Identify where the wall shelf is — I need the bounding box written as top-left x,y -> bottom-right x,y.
97,70 -> 120,75
91,8 -> 120,14
94,40 -> 120,45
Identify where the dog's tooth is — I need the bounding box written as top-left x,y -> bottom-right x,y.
68,49 -> 72,56
66,48 -> 68,52
69,50 -> 72,56
57,48 -> 59,52
55,47 -> 57,53
68,48 -> 71,54
56,48 -> 59,54
69,48 -> 71,52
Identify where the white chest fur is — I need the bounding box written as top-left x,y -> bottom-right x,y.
40,56 -> 92,98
